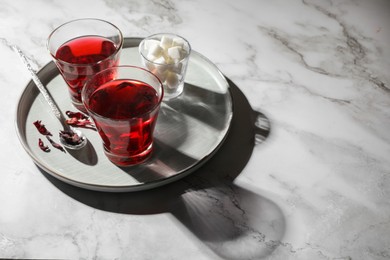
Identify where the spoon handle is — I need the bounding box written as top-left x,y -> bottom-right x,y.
13,45 -> 67,127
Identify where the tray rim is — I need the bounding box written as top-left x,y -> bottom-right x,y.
14,37 -> 234,192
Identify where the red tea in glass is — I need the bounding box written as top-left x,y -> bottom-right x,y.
48,19 -> 123,111
82,66 -> 164,166
55,36 -> 119,104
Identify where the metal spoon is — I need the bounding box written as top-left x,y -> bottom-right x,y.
13,45 -> 87,150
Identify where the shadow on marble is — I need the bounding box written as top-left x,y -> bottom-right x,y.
39,77 -> 286,259
173,185 -> 285,260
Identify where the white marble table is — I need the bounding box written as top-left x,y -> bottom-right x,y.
1,0 -> 389,259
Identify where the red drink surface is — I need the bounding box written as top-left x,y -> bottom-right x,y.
55,36 -> 119,103
88,79 -> 160,163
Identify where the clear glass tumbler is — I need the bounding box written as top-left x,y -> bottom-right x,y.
82,66 -> 164,166
47,18 -> 123,111
139,33 -> 191,101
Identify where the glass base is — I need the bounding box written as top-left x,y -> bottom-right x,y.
104,143 -> 153,166
162,82 -> 184,101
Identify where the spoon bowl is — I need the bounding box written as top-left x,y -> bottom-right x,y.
59,127 -> 88,150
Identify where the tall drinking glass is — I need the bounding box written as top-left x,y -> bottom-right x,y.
47,18 -> 123,111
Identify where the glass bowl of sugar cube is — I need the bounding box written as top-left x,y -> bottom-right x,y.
139,33 -> 191,101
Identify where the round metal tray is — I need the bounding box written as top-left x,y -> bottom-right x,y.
15,38 -> 233,192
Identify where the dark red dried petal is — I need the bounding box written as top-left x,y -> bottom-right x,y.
65,117 -> 81,125
66,118 -> 96,130
47,136 -> 65,153
59,130 -> 83,145
66,111 -> 89,120
38,138 -> 50,152
65,111 -> 96,130
33,120 -> 52,136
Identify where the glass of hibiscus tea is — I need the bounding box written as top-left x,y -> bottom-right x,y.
47,18 -> 123,111
82,66 -> 164,166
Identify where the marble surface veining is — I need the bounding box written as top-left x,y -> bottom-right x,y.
1,0 -> 389,259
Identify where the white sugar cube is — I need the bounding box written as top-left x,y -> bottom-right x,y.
146,53 -> 157,62
154,56 -> 166,64
148,44 -> 164,58
165,56 -> 176,65
159,35 -> 173,49
181,48 -> 190,58
172,37 -> 185,48
144,39 -> 160,50
172,62 -> 183,73
155,63 -> 168,74
165,71 -> 179,89
167,46 -> 182,60
182,44 -> 190,53
155,69 -> 168,82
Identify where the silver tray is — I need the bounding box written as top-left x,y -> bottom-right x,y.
15,38 -> 233,192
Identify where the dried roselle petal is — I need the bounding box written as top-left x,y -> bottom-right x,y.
66,111 -> 89,120
59,130 -> 83,146
65,111 -> 96,130
65,117 -> 80,125
46,136 -> 65,153
38,138 -> 50,152
33,120 -> 52,136
65,118 -> 96,130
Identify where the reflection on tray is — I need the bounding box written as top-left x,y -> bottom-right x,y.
167,82 -> 230,131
